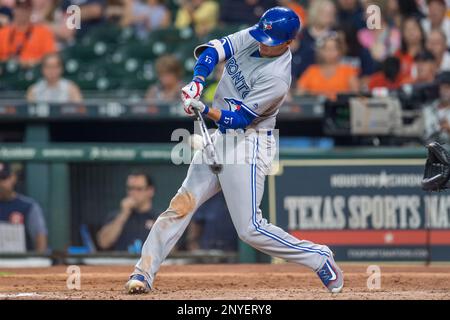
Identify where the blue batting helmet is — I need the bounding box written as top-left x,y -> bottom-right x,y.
249,6 -> 301,47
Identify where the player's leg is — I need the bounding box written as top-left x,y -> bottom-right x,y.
218,132 -> 343,292
127,148 -> 220,293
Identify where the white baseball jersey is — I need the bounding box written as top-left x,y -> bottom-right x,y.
133,27 -> 333,290
194,27 -> 292,130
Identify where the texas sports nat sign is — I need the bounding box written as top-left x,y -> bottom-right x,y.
268,159 -> 450,261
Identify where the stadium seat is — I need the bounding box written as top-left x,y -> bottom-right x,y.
171,39 -> 198,76
1,60 -> 21,77
121,77 -> 154,91
147,27 -> 195,44
76,76 -> 121,91
6,77 -> 35,91
1,63 -> 41,91
61,42 -> 112,62
113,41 -> 157,62
117,26 -> 139,44
79,23 -> 122,45
120,62 -> 156,91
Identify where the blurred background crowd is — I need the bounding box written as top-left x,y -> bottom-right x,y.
0,0 -> 448,102
1,0 -> 450,146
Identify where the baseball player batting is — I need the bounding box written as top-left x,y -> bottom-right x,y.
125,6 -> 344,294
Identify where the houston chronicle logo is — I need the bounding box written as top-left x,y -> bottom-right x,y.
330,171 -> 422,188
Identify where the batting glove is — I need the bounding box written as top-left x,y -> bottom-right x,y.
183,98 -> 209,116
181,79 -> 204,105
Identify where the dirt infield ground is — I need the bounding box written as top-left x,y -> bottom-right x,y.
0,264 -> 449,300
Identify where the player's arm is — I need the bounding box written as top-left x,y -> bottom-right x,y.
96,212 -> 129,250
185,76 -> 287,129
35,234 -> 48,254
26,202 -> 48,253
184,99 -> 256,130
181,40 -> 233,102
181,29 -> 249,103
97,198 -> 134,249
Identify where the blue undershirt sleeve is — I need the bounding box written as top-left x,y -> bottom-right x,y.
216,107 -> 257,130
193,47 -> 219,81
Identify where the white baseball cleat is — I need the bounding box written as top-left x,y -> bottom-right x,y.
316,247 -> 344,293
125,274 -> 151,294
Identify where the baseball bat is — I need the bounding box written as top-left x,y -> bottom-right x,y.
192,108 -> 223,174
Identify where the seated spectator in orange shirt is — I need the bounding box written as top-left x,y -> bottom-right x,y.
0,0 -> 56,67
368,56 -> 413,91
394,16 -> 425,79
296,33 -> 359,100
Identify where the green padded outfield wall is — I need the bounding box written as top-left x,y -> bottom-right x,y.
0,144 -> 432,262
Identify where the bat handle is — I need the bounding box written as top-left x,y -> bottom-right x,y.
192,108 -> 223,174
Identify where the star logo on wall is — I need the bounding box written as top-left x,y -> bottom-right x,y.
384,232 -> 394,244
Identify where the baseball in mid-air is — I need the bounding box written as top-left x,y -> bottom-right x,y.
189,134 -> 204,150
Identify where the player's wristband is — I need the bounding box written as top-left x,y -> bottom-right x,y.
202,105 -> 209,115
192,76 -> 205,86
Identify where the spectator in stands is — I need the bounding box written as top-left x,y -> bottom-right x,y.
106,0 -> 126,24
97,170 -> 159,251
395,16 -> 425,79
58,0 -> 106,40
414,50 -> 438,84
186,192 -> 238,252
426,29 -> 450,72
337,25 -> 376,83
368,56 -> 413,90
0,0 -> 13,6
421,0 -> 450,48
219,0 -> 277,26
30,0 -> 57,24
0,162 -> 48,253
336,0 -> 365,31
122,0 -> 171,39
0,0 -> 57,67
175,0 -> 218,38
386,0 -> 423,28
296,33 -> 359,100
0,0 -> 13,10
357,0 -> 401,65
423,71 -> 450,143
145,54 -> 183,102
291,0 -> 337,80
397,0 -> 423,18
26,53 -> 83,103
0,0 -> 14,13
0,0 -> 13,27
385,0 -> 403,28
